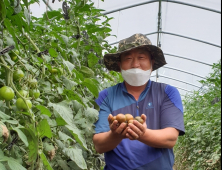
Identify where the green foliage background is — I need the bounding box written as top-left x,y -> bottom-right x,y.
0,0 -> 123,169
0,0 -> 221,170
174,60 -> 221,170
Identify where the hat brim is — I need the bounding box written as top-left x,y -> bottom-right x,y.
104,45 -> 167,72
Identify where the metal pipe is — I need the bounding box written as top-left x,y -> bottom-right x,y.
163,66 -> 206,79
109,31 -> 221,48
102,0 -> 221,15
156,0 -> 162,82
159,74 -> 201,88
174,86 -> 192,93
158,31 -> 221,48
157,0 -> 162,46
156,80 -> 193,92
164,53 -> 213,66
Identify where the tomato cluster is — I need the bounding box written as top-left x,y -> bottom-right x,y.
0,63 -> 41,111
111,113 -> 144,124
9,50 -> 19,61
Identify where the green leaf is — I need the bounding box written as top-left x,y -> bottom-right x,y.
41,81 -> 52,92
63,60 -> 75,74
49,102 -> 74,126
0,163 -> 6,170
36,105 -> 52,117
57,160 -> 71,170
49,48 -> 58,58
0,149 -> 4,158
12,127 -> 28,147
61,34 -> 69,44
0,0 -> 6,21
82,78 -> 99,98
56,117 -> 67,126
6,36 -> 15,46
0,111 -> 10,120
2,120 -> 18,124
62,148 -> 87,169
72,100 -> 83,114
68,161 -> 83,170
84,108 -> 99,123
79,66 -> 94,78
23,0 -> 29,8
63,90 -> 86,107
53,32 -> 66,44
58,131 -> 75,143
4,19 -> 18,49
65,124 -> 88,150
39,151 -> 53,170
55,139 -> 65,150
43,10 -> 63,20
88,53 -> 99,68
62,76 -> 77,90
14,4 -> 22,14
22,128 -> 38,164
74,108 -> 97,138
7,158 -> 26,170
37,119 -> 53,138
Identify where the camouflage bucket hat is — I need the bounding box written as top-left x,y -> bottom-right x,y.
104,33 -> 167,72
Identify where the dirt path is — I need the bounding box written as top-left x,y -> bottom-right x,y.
173,165 -> 177,170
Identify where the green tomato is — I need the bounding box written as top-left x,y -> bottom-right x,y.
49,68 -> 58,74
29,79 -> 38,88
29,89 -> 40,99
13,69 -> 25,81
16,98 -> 32,110
9,50 -> 19,61
0,86 -> 15,101
16,90 -> 29,98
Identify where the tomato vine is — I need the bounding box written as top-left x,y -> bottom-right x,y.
0,0 -> 122,169
174,60 -> 221,170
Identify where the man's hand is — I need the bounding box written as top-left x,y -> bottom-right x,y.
126,114 -> 147,140
108,114 -> 128,139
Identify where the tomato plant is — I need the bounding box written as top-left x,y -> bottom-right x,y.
0,0 -> 122,169
174,60 -> 221,170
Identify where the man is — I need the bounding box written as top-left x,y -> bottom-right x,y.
93,33 -> 185,170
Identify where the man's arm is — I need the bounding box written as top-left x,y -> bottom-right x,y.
126,114 -> 179,149
93,114 -> 129,154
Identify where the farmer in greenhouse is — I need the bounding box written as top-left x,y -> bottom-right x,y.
93,33 -> 185,170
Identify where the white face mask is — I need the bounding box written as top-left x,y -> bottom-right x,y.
121,68 -> 152,86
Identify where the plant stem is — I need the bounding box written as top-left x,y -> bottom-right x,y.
24,33 -> 46,76
10,75 -> 35,122
77,20 -> 81,53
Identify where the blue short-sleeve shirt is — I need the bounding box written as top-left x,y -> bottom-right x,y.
95,80 -> 185,170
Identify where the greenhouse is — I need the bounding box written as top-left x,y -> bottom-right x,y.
0,0 -> 221,169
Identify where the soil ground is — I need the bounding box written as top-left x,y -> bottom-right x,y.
173,165 -> 177,170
